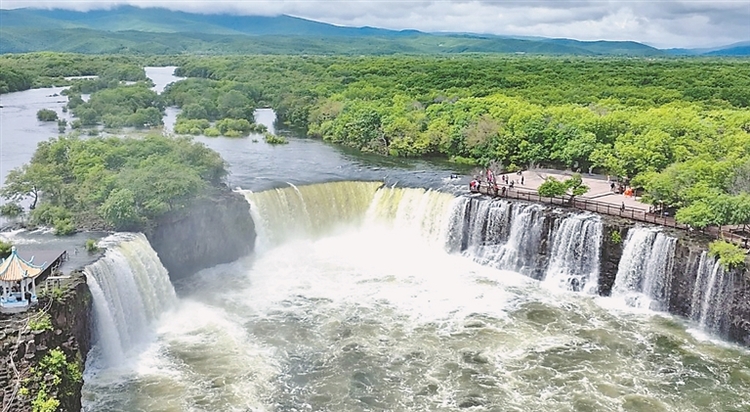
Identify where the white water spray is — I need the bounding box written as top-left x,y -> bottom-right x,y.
85,233 -> 177,366
543,214 -> 602,294
612,227 -> 676,310
690,252 -> 729,332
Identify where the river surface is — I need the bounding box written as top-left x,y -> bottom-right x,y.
2,68 -> 750,412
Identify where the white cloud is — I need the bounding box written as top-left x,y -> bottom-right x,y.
2,0 -> 749,48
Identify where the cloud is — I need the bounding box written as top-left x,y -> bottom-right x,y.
2,0 -> 749,48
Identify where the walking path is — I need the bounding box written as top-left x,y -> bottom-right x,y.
516,168 -> 646,211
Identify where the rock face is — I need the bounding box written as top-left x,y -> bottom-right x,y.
0,273 -> 92,412
147,188 -> 256,281
598,219 -> 633,296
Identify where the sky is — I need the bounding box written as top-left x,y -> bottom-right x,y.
2,0 -> 750,49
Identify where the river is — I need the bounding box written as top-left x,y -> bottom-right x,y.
2,67 -> 749,412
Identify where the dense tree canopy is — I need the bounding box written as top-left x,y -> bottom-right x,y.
168,54 -> 750,226
5,52 -> 750,229
1,134 -> 227,233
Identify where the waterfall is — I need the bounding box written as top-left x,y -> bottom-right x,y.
85,233 -> 177,366
447,197 -> 549,279
543,214 -> 603,293
612,227 -> 676,310
242,181 -> 382,249
366,186 -> 457,244
690,252 -> 730,333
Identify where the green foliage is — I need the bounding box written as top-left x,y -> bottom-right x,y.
0,52 -> 147,95
216,118 -> 252,136
0,240 -> 12,259
69,83 -> 163,128
29,348 -> 83,411
538,177 -> 568,197
610,230 -> 623,245
538,173 -> 589,201
174,118 -> 210,135
263,133 -> 288,145
7,53 -> 750,225
708,240 -> 746,270
53,219 -> 76,236
36,109 -> 58,122
0,202 -> 23,217
203,127 -> 220,137
1,134 -> 226,232
38,286 -> 65,303
31,388 -> 59,412
85,239 -> 99,252
28,313 -> 53,332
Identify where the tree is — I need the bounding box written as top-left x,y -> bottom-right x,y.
537,173 -> 589,204
0,164 -> 52,210
98,188 -> 139,229
36,109 -> 58,122
538,177 -> 568,198
675,201 -> 715,229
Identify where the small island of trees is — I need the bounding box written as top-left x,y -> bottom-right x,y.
1,134 -> 226,235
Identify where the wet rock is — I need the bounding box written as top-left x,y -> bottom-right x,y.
25,341 -> 35,355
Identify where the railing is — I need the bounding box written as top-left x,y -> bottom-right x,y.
472,184 -> 748,247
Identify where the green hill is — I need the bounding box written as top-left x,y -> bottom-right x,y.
0,6 -> 671,56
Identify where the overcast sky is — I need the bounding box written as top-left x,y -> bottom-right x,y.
3,1 -> 750,48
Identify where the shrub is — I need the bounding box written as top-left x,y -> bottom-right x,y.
449,156 -> 479,166
174,118 -> 210,135
203,127 -> 220,137
708,240 -> 746,270
216,118 -> 251,136
610,230 -> 622,244
223,129 -> 243,138
0,240 -> 12,259
36,109 -> 58,122
0,202 -> 23,217
264,132 -> 288,144
28,313 -> 53,332
53,219 -> 75,236
85,239 -> 98,252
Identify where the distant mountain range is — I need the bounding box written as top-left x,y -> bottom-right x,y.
1,6 -> 747,56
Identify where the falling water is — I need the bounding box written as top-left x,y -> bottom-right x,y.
366,186 -> 458,244
242,181 -> 382,249
84,233 -> 177,366
543,214 -> 603,293
447,197 -> 549,278
612,227 -> 677,310
690,252 -> 730,333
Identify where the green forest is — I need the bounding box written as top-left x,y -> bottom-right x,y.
3,52 -> 750,231
170,54 -> 750,229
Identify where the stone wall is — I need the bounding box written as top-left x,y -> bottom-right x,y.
147,187 -> 256,281
0,273 -> 92,412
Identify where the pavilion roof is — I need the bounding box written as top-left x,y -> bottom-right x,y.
0,247 -> 45,282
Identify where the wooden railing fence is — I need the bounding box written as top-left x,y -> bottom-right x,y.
473,184 -> 748,248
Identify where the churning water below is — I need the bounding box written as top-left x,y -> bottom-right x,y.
81,187 -> 750,412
